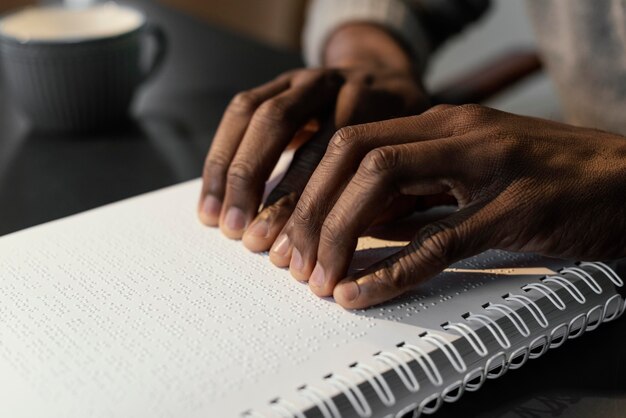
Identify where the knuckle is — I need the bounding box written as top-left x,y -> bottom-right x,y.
457,103 -> 485,116
293,193 -> 326,233
328,126 -> 359,154
429,104 -> 454,113
370,262 -> 410,293
255,98 -> 291,123
319,213 -> 349,247
228,91 -> 260,116
360,147 -> 398,176
203,155 -> 228,178
226,161 -> 256,191
454,104 -> 489,129
204,151 -> 230,170
413,223 -> 457,268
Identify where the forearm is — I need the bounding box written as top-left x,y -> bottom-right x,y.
323,23 -> 415,73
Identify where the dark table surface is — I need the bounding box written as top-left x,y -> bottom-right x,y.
1,2 -> 625,417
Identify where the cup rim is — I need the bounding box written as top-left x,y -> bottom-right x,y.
0,3 -> 147,46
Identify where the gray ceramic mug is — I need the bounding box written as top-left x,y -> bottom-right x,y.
0,4 -> 166,133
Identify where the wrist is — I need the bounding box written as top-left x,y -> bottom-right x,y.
323,23 -> 418,75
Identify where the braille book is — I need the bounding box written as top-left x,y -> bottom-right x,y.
0,179 -> 623,418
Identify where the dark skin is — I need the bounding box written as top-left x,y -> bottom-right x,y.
269,104 -> 626,308
199,24 -> 626,309
198,24 -> 430,243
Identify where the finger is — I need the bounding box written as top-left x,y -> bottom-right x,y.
255,77 -> 375,258
285,109 -> 462,281
311,139 -> 467,296
421,103 -> 455,115
334,205 -> 492,309
199,75 -> 292,226
219,71 -> 342,239
335,75 -> 431,127
248,78 -> 383,255
334,74 -> 371,127
263,80 -> 370,268
243,123 -> 334,253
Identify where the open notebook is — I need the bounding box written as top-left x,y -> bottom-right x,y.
0,179 -> 623,418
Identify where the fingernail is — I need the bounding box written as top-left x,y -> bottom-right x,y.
309,263 -> 326,288
246,219 -> 270,238
202,195 -> 222,218
272,234 -> 290,256
224,207 -> 246,232
290,248 -> 304,272
339,282 -> 360,302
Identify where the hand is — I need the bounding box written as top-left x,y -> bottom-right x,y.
269,104 -> 626,309
197,24 -> 430,250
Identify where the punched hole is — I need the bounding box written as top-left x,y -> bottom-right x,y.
530,343 -> 545,356
482,302 -> 491,309
440,322 -> 450,328
418,331 -> 428,338
466,375 -> 482,387
570,321 -> 584,335
445,386 -> 461,398
422,396 -> 439,410
551,334 -> 564,345
502,293 -> 510,299
510,352 -> 526,366
396,341 -> 405,348
487,364 -> 503,376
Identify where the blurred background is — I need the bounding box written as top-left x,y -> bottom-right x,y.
0,0 -> 559,237
3,4 -> 626,418
1,0 -> 559,118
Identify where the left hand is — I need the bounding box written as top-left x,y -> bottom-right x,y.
268,104 -> 626,308
197,23 -> 430,252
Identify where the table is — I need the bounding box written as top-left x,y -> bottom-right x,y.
0,0 -> 300,237
1,2 -> 625,417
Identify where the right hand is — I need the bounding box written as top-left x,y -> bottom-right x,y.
268,105 -> 626,308
197,24 -> 431,250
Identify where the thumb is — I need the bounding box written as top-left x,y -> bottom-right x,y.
334,206 -> 491,309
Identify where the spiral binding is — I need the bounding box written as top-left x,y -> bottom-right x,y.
243,262 -> 624,418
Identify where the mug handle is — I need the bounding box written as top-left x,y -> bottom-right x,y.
140,23 -> 167,82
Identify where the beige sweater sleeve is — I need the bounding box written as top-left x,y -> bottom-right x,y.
302,0 -> 430,69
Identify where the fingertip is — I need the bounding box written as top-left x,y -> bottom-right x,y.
198,211 -> 219,227
198,195 -> 222,227
219,206 -> 249,240
269,252 -> 291,268
242,205 -> 291,253
308,262 -> 335,297
242,219 -> 272,252
289,247 -> 313,281
333,280 -> 361,309
269,233 -> 292,267
242,234 -> 272,252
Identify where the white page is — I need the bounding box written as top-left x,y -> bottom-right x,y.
0,180 -> 568,418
